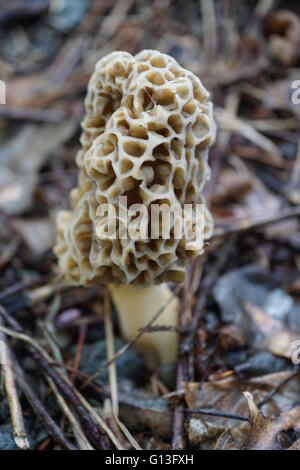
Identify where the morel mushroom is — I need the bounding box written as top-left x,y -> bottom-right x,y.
55,50 -> 215,367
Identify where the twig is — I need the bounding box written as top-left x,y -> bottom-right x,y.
0,320 -> 29,450
0,276 -> 52,302
71,324 -> 87,384
205,91 -> 240,204
287,140 -> 300,205
11,353 -> 76,450
104,289 -> 119,417
47,377 -> 94,450
200,0 -> 217,59
182,239 -> 236,355
73,390 -> 124,450
52,362 -> 104,392
213,206 -> 300,238
215,107 -> 280,157
254,0 -> 276,18
172,286 -> 189,450
290,140 -> 300,186
101,0 -> 136,39
187,408 -> 249,422
0,106 -> 68,123
42,324 -> 94,450
42,321 -> 120,450
0,304 -> 109,450
104,289 -> 142,450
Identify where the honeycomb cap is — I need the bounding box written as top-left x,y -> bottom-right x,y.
55,50 -> 216,287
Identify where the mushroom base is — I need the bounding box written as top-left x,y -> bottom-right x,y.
108,283 -> 179,368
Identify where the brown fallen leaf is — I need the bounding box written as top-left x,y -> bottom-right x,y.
188,418 -> 225,446
184,371 -> 300,449
242,392 -> 274,449
245,303 -> 300,359
243,392 -> 300,450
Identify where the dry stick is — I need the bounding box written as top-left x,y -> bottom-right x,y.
254,0 -> 276,19
47,378 -> 94,450
42,323 -> 121,450
104,400 -> 128,448
0,276 -> 51,302
200,0 -> 217,60
11,353 -> 76,450
187,408 -> 249,422
290,141 -> 300,186
73,390 -> 124,450
53,362 -> 105,392
213,206 -> 300,239
0,322 -> 29,450
104,289 -> 143,451
81,284 -> 183,389
104,289 -> 119,417
0,305 -> 109,450
0,106 -> 67,123
182,239 -> 236,356
42,325 -> 94,450
205,91 -> 240,204
71,324 -> 87,384
101,0 -> 136,40
172,287 -> 189,450
287,140 -> 300,204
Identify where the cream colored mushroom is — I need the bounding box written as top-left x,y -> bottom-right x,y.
54,50 -> 215,367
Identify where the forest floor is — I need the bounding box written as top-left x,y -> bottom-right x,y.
0,0 -> 300,450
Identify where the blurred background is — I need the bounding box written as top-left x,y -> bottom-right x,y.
0,0 -> 300,451
0,0 -> 300,260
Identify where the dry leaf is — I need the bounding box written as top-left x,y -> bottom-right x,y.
245,303 -> 300,359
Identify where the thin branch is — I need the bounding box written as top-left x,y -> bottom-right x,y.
0,304 -> 109,450
47,377 -> 94,450
172,285 -> 190,450
104,288 -> 142,450
187,408 -> 249,422
213,206 -> 300,239
0,321 -> 29,450
104,289 -> 119,417
11,353 -> 76,450
182,238 -> 236,355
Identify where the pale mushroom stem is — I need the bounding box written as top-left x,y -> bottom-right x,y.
108,283 -> 179,368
